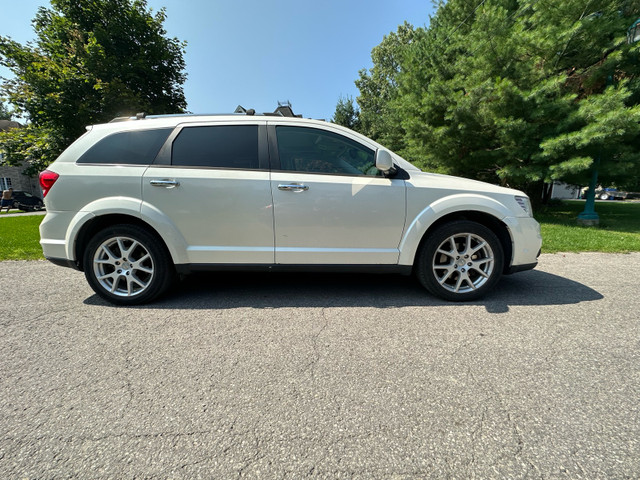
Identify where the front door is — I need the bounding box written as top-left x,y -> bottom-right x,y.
269,124 -> 406,265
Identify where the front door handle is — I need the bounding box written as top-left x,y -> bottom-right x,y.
278,183 -> 309,192
150,179 -> 180,188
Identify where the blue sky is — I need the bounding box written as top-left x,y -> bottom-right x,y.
1,0 -> 435,120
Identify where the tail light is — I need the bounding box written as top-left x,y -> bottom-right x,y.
39,170 -> 59,198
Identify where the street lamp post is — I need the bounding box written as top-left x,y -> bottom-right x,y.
577,155 -> 601,226
628,18 -> 640,44
577,18 -> 640,226
577,76 -> 612,226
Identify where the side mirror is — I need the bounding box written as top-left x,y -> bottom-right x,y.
375,149 -> 396,176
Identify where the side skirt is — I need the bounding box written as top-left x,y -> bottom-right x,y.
175,264 -> 413,276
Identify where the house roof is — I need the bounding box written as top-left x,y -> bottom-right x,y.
0,120 -> 22,132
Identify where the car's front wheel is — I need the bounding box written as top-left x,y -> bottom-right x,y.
83,224 -> 174,305
416,220 -> 504,301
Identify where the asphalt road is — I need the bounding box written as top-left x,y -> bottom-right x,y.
1,253 -> 638,479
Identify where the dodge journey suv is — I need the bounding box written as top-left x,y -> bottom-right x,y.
39,112 -> 542,305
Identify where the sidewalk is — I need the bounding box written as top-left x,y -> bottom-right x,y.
0,210 -> 46,218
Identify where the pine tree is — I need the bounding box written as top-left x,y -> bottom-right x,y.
331,95 -> 361,131
355,0 -> 640,202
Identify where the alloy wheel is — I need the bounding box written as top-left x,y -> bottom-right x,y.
431,233 -> 495,294
92,236 -> 155,297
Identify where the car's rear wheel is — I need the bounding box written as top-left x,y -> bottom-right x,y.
83,224 -> 174,305
416,220 -> 504,301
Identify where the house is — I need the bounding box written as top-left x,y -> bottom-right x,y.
0,120 -> 41,194
550,181 -> 581,200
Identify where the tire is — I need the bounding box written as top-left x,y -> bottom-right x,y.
83,224 -> 175,305
415,220 -> 504,301
600,193 -> 609,200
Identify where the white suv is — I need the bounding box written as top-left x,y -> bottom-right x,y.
39,113 -> 541,305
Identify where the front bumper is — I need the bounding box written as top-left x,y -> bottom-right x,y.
503,216 -> 542,270
506,260 -> 538,274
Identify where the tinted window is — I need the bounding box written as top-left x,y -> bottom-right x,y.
171,125 -> 259,169
78,128 -> 171,165
276,126 -> 377,176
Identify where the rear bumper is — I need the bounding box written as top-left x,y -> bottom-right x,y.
40,211 -> 76,261
45,257 -> 80,270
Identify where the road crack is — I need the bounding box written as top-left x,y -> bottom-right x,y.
306,307 -> 329,382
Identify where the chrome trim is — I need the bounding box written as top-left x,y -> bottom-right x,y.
149,179 -> 180,188
278,183 -> 309,192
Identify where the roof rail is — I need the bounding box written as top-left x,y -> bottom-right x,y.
108,103 -> 305,123
109,112 -> 147,122
109,116 -> 135,123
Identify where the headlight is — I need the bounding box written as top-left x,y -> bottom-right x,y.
515,196 -> 532,217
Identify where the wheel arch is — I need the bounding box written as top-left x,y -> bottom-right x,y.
74,214 -> 173,271
415,211 -> 513,274
399,196 -> 514,274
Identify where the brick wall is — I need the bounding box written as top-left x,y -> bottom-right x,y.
0,164 -> 41,195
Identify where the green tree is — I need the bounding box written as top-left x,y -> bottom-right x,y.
0,0 -> 187,172
331,95 -> 361,131
355,21 -> 415,151
358,0 -> 640,204
0,100 -> 11,120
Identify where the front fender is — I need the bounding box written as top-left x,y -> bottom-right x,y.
398,194 -> 513,266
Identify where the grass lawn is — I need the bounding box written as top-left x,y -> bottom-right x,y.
0,214 -> 45,260
536,200 -> 640,253
0,201 -> 639,260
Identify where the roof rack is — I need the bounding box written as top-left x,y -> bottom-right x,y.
235,102 -> 302,118
109,103 -> 305,122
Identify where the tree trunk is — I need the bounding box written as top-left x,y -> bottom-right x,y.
524,181 -> 545,211
542,182 -> 553,205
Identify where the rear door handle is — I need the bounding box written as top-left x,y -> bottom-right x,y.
277,183 -> 309,192
150,179 -> 180,188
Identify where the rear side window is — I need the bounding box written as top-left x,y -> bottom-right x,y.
77,128 -> 171,165
171,125 -> 259,169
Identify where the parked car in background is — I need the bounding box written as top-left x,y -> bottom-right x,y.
11,191 -> 45,211
38,111 -> 542,305
595,188 -> 640,200
598,188 -> 624,200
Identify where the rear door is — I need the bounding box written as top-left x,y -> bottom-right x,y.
142,121 -> 274,265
